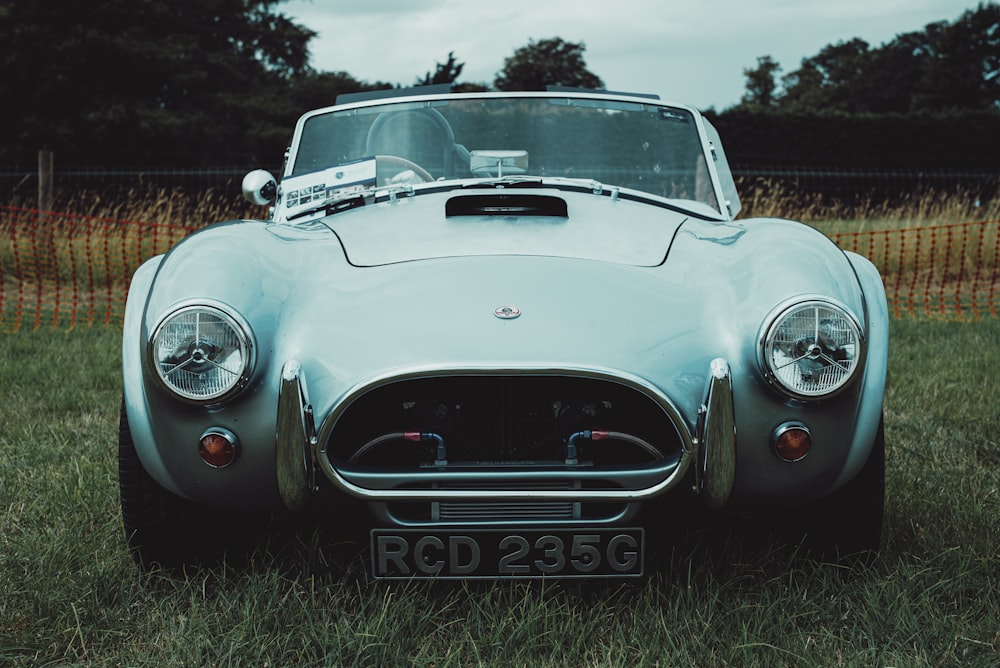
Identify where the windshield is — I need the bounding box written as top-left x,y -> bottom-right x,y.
287,94 -> 723,216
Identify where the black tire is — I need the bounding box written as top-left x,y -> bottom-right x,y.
772,415 -> 886,561
118,398 -> 259,570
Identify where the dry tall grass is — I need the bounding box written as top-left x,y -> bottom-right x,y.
2,186 -> 998,330
11,182 -> 1000,231
735,183 -> 1000,320
738,180 -> 999,233
0,189 -> 262,330
4,187 -> 256,229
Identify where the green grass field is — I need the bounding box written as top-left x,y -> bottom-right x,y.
1,319 -> 998,667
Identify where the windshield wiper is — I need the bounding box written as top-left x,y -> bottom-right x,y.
287,194 -> 366,220
463,176 -> 615,196
287,184 -> 421,221
463,176 -> 726,220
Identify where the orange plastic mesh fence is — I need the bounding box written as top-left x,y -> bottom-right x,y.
1,206 -> 997,332
828,219 -> 999,320
1,206 -> 197,332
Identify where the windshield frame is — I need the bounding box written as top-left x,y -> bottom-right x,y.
280,90 -> 735,222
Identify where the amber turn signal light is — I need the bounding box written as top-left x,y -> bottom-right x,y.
773,423 -> 812,462
199,428 -> 238,468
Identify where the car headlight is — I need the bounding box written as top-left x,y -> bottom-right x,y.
760,299 -> 864,400
150,303 -> 255,403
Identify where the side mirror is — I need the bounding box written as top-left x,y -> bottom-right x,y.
242,170 -> 277,206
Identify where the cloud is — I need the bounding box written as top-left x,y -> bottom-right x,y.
280,0 -> 982,109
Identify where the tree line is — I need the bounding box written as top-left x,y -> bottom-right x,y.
1,0 -> 997,172
719,2 -> 1000,172
737,3 -> 999,114
0,0 -> 603,170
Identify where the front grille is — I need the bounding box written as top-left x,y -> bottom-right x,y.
385,500 -> 630,523
435,480 -> 578,521
326,374 -> 684,469
438,501 -> 577,520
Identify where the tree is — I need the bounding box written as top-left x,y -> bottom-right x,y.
740,55 -> 782,108
417,52 -> 465,86
494,38 -> 604,91
289,71 -> 393,111
0,0 -> 315,166
780,38 -> 873,112
757,3 -> 1000,114
911,3 -> 1000,111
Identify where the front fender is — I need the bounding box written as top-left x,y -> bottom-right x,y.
668,217 -> 885,504
121,255 -> 180,493
121,221 -> 341,510
837,250 -> 889,488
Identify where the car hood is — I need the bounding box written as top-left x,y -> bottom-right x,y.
321,188 -> 690,267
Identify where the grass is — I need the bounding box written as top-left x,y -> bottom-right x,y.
738,182 -> 1000,231
2,186 -> 997,287
0,191 -> 254,331
3,186 -> 1000,332
0,189 -> 249,283
1,319 -> 998,666
1,187 -> 999,664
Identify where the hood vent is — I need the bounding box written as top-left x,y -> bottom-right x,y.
445,194 -> 568,218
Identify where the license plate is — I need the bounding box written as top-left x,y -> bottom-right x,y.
371,528 -> 644,579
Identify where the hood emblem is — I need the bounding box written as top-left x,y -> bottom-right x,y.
494,305 -> 521,319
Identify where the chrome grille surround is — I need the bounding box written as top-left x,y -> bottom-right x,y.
312,366 -> 697,505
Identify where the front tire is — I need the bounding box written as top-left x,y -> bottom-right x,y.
118,399 -> 258,569
776,416 -> 886,561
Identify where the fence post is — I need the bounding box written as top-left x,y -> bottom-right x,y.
38,149 -> 54,211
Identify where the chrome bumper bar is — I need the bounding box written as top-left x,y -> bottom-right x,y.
697,358 -> 737,510
275,360 -> 736,509
275,361 -> 315,511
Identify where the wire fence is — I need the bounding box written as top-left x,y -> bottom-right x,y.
0,206 -> 196,331
4,164 -> 1000,206
0,204 -> 998,333
829,221 -> 999,320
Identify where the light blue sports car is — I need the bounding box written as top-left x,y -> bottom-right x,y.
120,86 -> 888,576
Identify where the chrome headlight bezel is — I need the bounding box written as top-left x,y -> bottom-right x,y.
148,301 -> 256,405
758,297 -> 865,401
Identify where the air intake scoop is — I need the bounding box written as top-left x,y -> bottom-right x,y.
325,187 -> 687,267
445,194 -> 568,218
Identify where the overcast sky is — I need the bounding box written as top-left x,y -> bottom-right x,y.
280,0 -> 983,110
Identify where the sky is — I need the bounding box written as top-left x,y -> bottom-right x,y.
279,0 -> 985,110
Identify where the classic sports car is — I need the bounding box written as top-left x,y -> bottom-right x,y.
120,86 -> 888,575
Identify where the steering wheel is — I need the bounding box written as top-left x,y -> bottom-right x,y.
366,108 -> 460,179
376,155 -> 434,185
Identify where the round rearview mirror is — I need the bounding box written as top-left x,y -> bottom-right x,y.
242,170 -> 277,206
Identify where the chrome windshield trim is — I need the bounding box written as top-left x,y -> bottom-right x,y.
281,91 -> 730,220
277,175 -> 729,226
